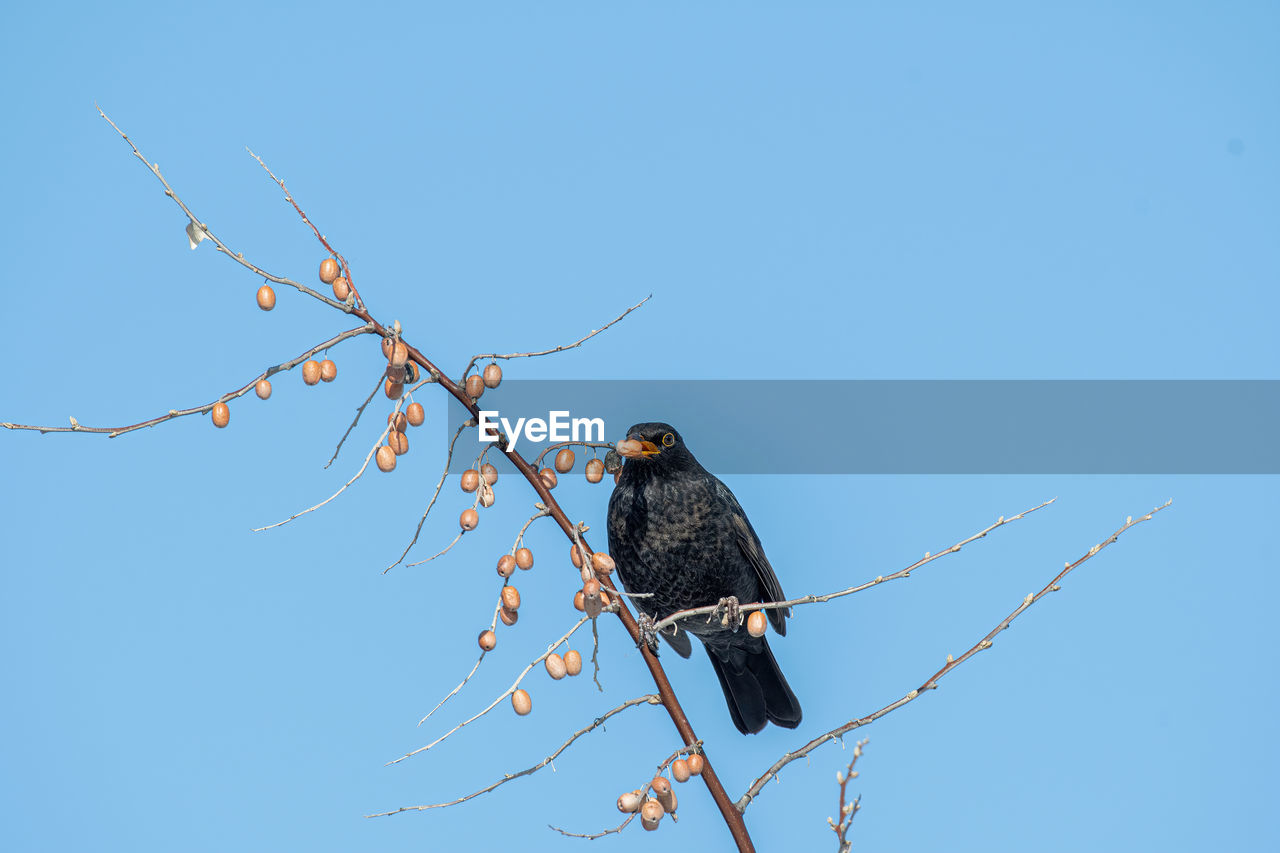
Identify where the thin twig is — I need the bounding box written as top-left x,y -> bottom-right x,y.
3,325 -> 373,437
831,740 -> 866,853
462,296 -> 652,381
93,106 -> 349,312
735,500 -> 1173,813
387,617 -> 591,766
369,695 -> 663,817
417,602 -> 504,727
385,421 -> 472,573
651,500 -> 1055,635
550,815 -> 637,840
325,375 -> 384,468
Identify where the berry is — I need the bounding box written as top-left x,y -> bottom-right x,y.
515,547 -> 534,570
617,791 -> 643,814
554,447 -> 575,473
478,630 -> 496,651
332,276 -> 350,301
539,468 -> 558,489
482,363 -> 502,388
564,650 -> 582,676
319,258 -> 339,283
459,508 -> 479,530
388,412 -> 408,433
302,360 -> 321,385
573,590 -> 585,612
570,546 -> 584,569
687,754 -> 704,776
388,430 -> 409,456
671,759 -> 691,783
211,402 -> 230,428
480,462 -> 498,484
464,374 -> 485,399
747,610 -> 767,637
585,458 -> 605,483
496,555 -> 516,578
511,689 -> 531,716
545,652 -> 567,680
375,445 -> 396,472
592,552 -> 615,575
406,402 -> 425,427
640,800 -> 663,831
499,607 -> 518,626
384,378 -> 404,400
460,469 -> 480,493
319,359 -> 337,382
388,341 -> 409,368
256,284 -> 276,311
500,585 -> 521,612
255,379 -> 272,400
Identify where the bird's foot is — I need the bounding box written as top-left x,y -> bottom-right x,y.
635,612 -> 660,654
714,596 -> 742,631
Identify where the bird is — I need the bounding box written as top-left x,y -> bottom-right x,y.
606,422 -> 802,734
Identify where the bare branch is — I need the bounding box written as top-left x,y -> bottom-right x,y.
831,740 -> 867,853
387,616 -> 591,766
384,421 -> 472,573
3,325 -> 374,437
94,106 -> 350,312
369,694 -> 663,817
735,500 -> 1173,813
652,500 -> 1056,635
462,295 -> 652,380
325,375 -> 385,469
550,815 -> 637,840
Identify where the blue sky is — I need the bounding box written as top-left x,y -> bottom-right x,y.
2,3 -> 1276,851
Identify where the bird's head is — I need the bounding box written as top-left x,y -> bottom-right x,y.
615,422 -> 697,472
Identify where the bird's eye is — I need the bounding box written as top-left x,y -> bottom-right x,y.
662,433 -> 675,447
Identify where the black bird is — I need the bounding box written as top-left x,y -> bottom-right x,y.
606,422 -> 802,734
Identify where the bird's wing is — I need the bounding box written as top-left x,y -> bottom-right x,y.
718,482 -> 790,636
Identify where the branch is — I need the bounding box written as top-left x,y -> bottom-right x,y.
94,106 -> 350,312
368,695 -> 663,817
652,499 -> 1055,635
324,375 -> 384,468
387,616 -> 591,766
2,325 -> 374,437
462,295 -> 652,380
735,500 -> 1173,813
384,421 -> 472,573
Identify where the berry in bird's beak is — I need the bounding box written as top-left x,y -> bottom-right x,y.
616,438 -> 661,458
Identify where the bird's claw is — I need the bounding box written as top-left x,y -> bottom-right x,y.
636,612 -> 660,654
715,596 -> 743,631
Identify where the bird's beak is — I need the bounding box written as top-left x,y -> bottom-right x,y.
617,438 -> 662,458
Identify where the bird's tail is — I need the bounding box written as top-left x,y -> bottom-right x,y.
706,639 -> 802,735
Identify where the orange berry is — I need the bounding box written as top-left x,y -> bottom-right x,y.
256,284 -> 276,311
388,430 -> 409,456
496,555 -> 516,578
380,336 -> 394,359
388,411 -> 408,433
687,754 -> 704,776
319,258 -> 339,283
599,589 -> 612,609
617,790 -> 643,814
460,469 -> 480,493
480,462 -> 498,485
511,689 -> 532,716
499,606 -> 519,626
406,402 -> 425,427
459,508 -> 479,531
585,458 -> 605,483
302,359 -> 321,385
483,362 -> 502,388
570,545 -> 583,569
662,790 -> 678,814
573,590 -> 585,612
640,800 -> 663,831
500,585 -> 521,612
478,630 -> 496,651
515,547 -> 534,570
554,447 -> 575,473
478,486 -> 495,508
651,778 -> 673,813
319,359 -> 337,382
254,379 -> 272,400
545,652 -> 567,680
376,445 -> 396,472
384,378 -> 403,399
539,468 -> 558,489
332,276 -> 350,301
671,759 -> 691,783
592,552 -> 615,575
211,402 -> 230,428
747,610 -> 767,637
388,341 -> 409,368
465,374 -> 485,399
564,649 -> 582,676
